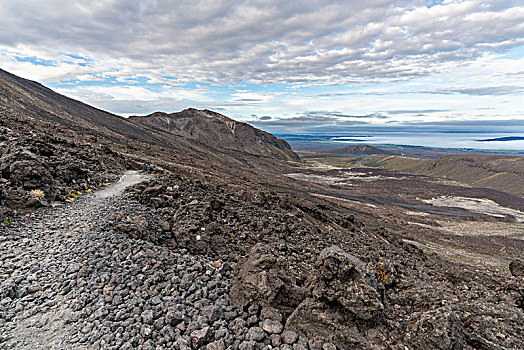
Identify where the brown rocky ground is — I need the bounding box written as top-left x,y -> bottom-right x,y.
0,111 -> 130,218
299,150 -> 524,197
123,158 -> 524,348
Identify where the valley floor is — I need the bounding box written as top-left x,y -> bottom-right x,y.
2,165 -> 524,349
290,155 -> 524,272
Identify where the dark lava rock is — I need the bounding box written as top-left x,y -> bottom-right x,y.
509,259 -> 524,277
112,213 -> 157,242
261,319 -> 283,334
281,330 -> 298,344
404,307 -> 465,350
285,245 -> 385,349
246,326 -> 266,342
311,245 -> 384,323
190,326 -> 212,348
517,293 -> 524,310
230,243 -> 305,312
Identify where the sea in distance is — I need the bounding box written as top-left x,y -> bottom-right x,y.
277,132 -> 524,156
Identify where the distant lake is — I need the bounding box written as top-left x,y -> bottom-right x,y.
277,132 -> 524,152
331,132 -> 524,150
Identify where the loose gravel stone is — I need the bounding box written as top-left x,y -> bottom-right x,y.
261,318 -> 284,334
270,334 -> 282,347
191,326 -> 212,348
246,326 -> 266,342
141,310 -> 154,325
260,306 -> 282,322
0,173 -> 294,349
282,330 -> 299,344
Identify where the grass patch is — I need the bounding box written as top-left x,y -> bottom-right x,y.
348,157 -> 363,164
29,189 -> 45,199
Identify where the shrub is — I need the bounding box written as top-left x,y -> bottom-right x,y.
29,189 -> 45,199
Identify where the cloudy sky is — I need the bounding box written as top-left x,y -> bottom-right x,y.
1,0 -> 523,134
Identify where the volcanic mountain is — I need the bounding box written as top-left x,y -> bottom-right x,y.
0,68 -> 298,163
331,144 -> 393,155
129,109 -> 300,162
0,67 -> 297,210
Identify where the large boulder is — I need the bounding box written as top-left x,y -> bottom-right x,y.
404,307 -> 465,350
230,244 -> 305,312
509,259 -> 524,277
9,160 -> 53,190
112,214 -> 157,242
285,246 -> 385,348
311,246 -> 384,323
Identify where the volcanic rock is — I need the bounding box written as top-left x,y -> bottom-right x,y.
230,244 -> 305,311
285,245 -> 385,348
404,307 -> 465,349
509,259 -> 524,277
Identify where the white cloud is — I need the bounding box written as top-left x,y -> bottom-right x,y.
0,0 -> 522,84
0,0 -> 522,129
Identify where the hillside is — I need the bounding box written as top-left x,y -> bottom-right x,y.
129,109 -> 300,162
0,69 -> 175,148
0,68 -> 297,212
0,68 -> 295,169
356,154 -> 524,196
331,144 -> 393,155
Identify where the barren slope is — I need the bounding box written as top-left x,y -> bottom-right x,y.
306,151 -> 524,197
129,109 -> 300,162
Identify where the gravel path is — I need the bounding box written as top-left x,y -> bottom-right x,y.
0,171 -> 292,350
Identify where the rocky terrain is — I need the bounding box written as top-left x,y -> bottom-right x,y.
0,67 -> 293,217
1,68 -> 524,349
0,115 -> 128,218
121,166 -> 524,349
2,172 -> 304,350
129,109 -> 300,162
301,149 -> 524,197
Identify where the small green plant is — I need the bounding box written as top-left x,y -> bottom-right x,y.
375,262 -> 390,284
66,190 -> 85,202
2,218 -> 9,225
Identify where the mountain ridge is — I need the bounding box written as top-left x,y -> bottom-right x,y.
0,68 -> 299,164
0,67 -> 298,212
129,108 -> 301,162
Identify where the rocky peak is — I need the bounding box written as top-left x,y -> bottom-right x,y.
129,109 -> 300,162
